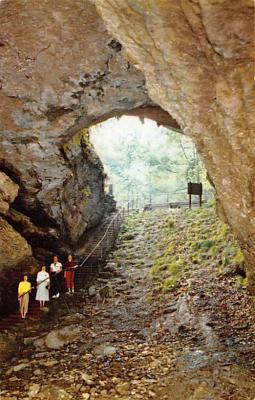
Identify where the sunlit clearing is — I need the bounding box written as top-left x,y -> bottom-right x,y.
90,116 -> 213,208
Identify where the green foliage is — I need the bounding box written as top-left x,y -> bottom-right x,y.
192,239 -> 216,252
162,276 -> 178,293
192,255 -> 201,264
117,205 -> 245,297
149,204 -> 245,294
151,259 -> 168,276
166,219 -> 175,228
223,256 -> 230,267
168,256 -> 185,275
251,296 -> 255,313
165,243 -> 174,256
243,277 -> 249,288
235,275 -> 246,289
90,117 -> 214,207
120,213 -> 140,237
82,187 -> 91,203
233,248 -> 245,264
63,131 -> 83,151
218,224 -> 229,239
210,245 -> 219,257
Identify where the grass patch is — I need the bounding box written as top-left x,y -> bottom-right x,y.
148,205 -> 245,293
162,276 -> 178,293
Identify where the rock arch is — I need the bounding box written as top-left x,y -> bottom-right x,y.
95,0 -> 255,290
0,0 -> 181,311
0,0 -> 254,312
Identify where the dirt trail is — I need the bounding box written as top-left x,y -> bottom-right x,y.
1,210 -> 255,400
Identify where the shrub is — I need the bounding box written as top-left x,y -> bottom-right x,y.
162,276 -> 178,293
151,259 -> 168,276
165,243 -> 174,256
233,248 -> 244,264
166,219 -> 175,228
168,256 -> 185,275
192,239 -> 215,252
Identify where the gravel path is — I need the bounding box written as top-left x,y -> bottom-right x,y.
1,210 -> 255,400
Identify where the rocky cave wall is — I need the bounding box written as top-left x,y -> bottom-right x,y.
95,0 -> 255,290
0,0 -> 176,313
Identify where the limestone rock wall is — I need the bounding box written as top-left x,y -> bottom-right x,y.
0,0 -> 152,290
0,172 -> 19,215
0,0 -> 157,312
0,0 -> 254,309
0,172 -> 32,270
95,0 -> 255,289
0,172 -> 34,313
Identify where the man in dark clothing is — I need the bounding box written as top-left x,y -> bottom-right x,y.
50,255 -> 63,298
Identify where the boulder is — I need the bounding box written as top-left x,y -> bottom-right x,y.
0,216 -> 33,313
0,397 -> 17,400
13,363 -> 29,372
0,217 -> 32,271
37,386 -> 72,400
88,286 -> 97,297
44,325 -> 83,349
61,313 -> 85,325
0,333 -> 19,362
0,172 -> 19,215
28,383 -> 41,398
94,344 -> 117,357
115,382 -> 130,395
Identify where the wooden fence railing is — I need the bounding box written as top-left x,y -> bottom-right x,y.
143,200 -> 207,211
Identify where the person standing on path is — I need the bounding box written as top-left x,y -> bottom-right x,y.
36,266 -> 50,308
18,274 -> 31,319
64,254 -> 78,294
50,256 -> 63,298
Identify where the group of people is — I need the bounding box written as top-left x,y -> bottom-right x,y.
18,255 -> 78,318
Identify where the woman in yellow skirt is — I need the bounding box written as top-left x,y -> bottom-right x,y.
18,274 -> 31,319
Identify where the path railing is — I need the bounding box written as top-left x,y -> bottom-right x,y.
79,211 -> 124,266
0,210 -> 126,325
15,210 -> 126,301
143,200 -> 207,211
75,210 -> 125,289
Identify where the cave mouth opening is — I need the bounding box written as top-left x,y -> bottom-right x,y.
89,115 -> 213,210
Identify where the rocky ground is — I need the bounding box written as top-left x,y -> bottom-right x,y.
1,208 -> 255,400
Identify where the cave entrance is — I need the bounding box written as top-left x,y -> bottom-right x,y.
89,115 -> 213,210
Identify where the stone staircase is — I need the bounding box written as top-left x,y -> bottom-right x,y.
0,211 -> 125,329
0,301 -> 42,331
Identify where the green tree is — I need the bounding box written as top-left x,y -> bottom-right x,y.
90,117 -> 213,207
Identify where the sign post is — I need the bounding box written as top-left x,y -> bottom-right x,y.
187,182 -> 203,209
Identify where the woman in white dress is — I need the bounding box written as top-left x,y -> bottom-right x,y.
36,266 -> 50,308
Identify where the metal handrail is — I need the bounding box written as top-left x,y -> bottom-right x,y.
18,211 -> 124,299
79,210 -> 123,268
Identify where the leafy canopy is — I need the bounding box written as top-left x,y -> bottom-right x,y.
90,116 -> 212,207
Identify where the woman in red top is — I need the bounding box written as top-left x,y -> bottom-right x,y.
64,255 -> 77,294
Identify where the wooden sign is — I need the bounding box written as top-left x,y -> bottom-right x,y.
187,182 -> 203,208
187,182 -> 202,196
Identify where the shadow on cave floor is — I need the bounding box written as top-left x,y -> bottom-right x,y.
1,208 -> 255,400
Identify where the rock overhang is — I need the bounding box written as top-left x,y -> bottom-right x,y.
0,0 -> 254,315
